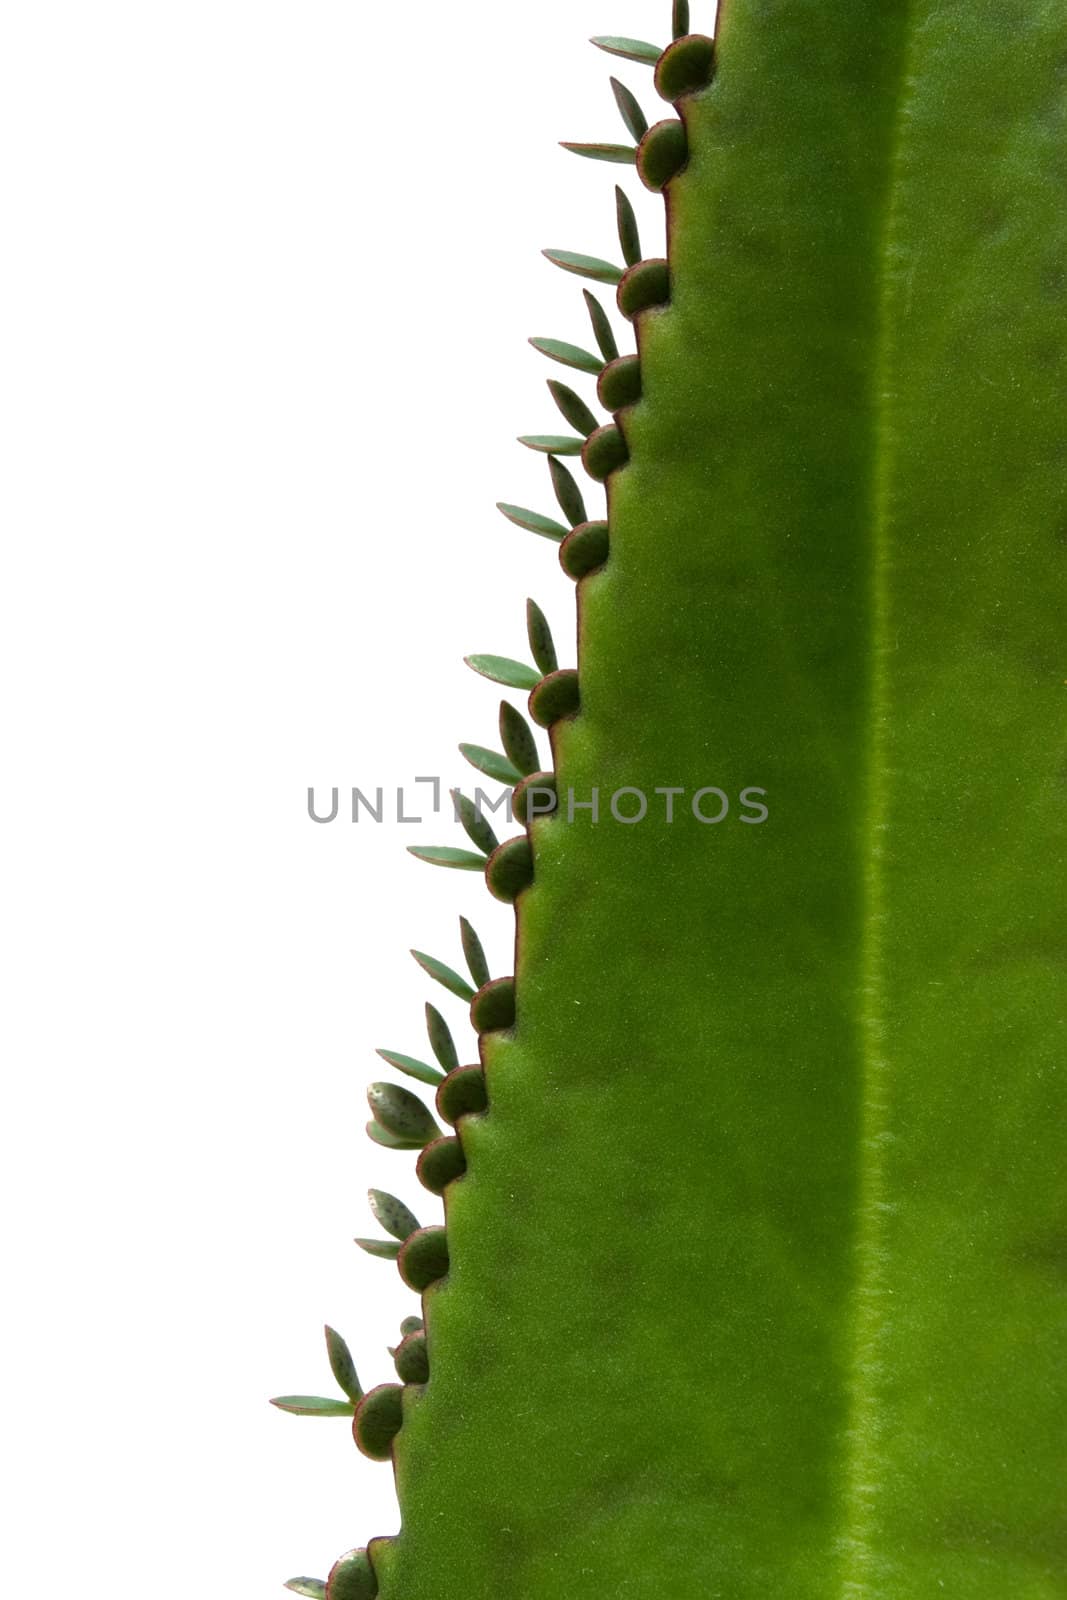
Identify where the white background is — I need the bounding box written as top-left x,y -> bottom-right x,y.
0,2 -> 706,1592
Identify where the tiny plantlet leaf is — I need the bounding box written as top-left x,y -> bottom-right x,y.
424,1003 -> 459,1075
464,654 -> 541,691
374,1048 -> 443,1087
498,701 -> 539,777
366,1083 -> 440,1147
590,34 -> 662,65
518,433 -> 585,456
528,337 -> 603,375
615,184 -> 643,268
270,1396 -> 355,1418
368,1188 -> 421,1242
324,1325 -> 363,1404
548,455 -> 587,528
673,0 -> 690,39
559,141 -> 637,165
611,78 -> 649,142
495,501 -> 569,542
405,845 -> 486,871
284,1580 -> 327,1598
354,1237 -> 402,1261
547,380 -> 599,438
542,249 -> 624,285
526,598 -> 558,675
459,915 -> 491,990
451,789 -> 500,858
410,947 -> 478,1002
458,742 -> 523,786
364,1120 -> 424,1153
583,289 -> 620,362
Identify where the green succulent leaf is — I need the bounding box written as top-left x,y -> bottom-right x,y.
458,743 -> 523,786
465,654 -> 541,691
548,455 -> 588,529
542,249 -> 624,285
610,79 -> 648,142
526,599 -> 558,676
284,1580 -> 327,1598
425,1003 -> 459,1075
451,789 -> 501,857
528,337 -> 603,376
495,501 -> 569,541
324,1325 -> 362,1404
368,1188 -> 422,1242
559,141 -> 636,165
365,1119 -> 425,1153
583,289 -> 619,363
355,1237 -> 402,1261
269,1395 -> 355,1418
615,184 -> 642,269
518,433 -> 585,456
459,915 -> 491,990
411,947 -> 478,1002
672,0 -> 689,40
590,35 -> 662,65
374,1047 -> 444,1087
498,702 -> 539,778
406,845 -> 487,871
547,380 -> 599,438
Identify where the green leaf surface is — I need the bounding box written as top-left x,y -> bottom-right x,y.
518,433 -> 585,456
324,1325 -> 362,1404
525,598 -> 557,676
425,1003 -> 459,1075
374,1048 -> 443,1087
368,1189 -> 421,1242
405,845 -> 486,871
451,789 -> 501,857
583,289 -> 619,363
559,141 -> 636,165
354,1237 -> 402,1261
284,1580 -> 327,1598
458,743 -> 523,786
610,78 -> 648,142
495,502 -> 569,542
270,1395 -> 354,1418
465,654 -> 541,691
459,916 -> 491,990
590,34 -> 662,65
410,948 -> 477,1002
615,184 -> 642,269
528,337 -> 603,376
375,5 -> 1067,1599
542,249 -> 624,285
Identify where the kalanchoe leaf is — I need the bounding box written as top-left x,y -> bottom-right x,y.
611,78 -> 649,142
406,845 -> 487,871
495,501 -> 569,542
425,1002 -> 459,1074
499,701 -> 540,778
365,1119 -> 425,1152
560,140 -> 637,165
590,34 -> 663,65
519,433 -> 585,456
270,1395 -> 355,1417
400,1314 -> 424,1337
459,915 -> 491,990
615,185 -> 643,268
374,1047 -> 443,1087
547,380 -> 599,438
324,1324 -> 363,1404
465,654 -> 541,691
526,599 -> 558,676
355,1237 -> 402,1260
284,1581 -> 327,1599
459,742 -> 523,786
583,289 -> 620,362
673,0 -> 690,39
528,337 -> 603,376
368,1188 -> 421,1242
451,789 -> 501,858
543,249 -> 624,285
367,1082 -> 440,1146
411,946 -> 478,1002
548,455 -> 588,529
